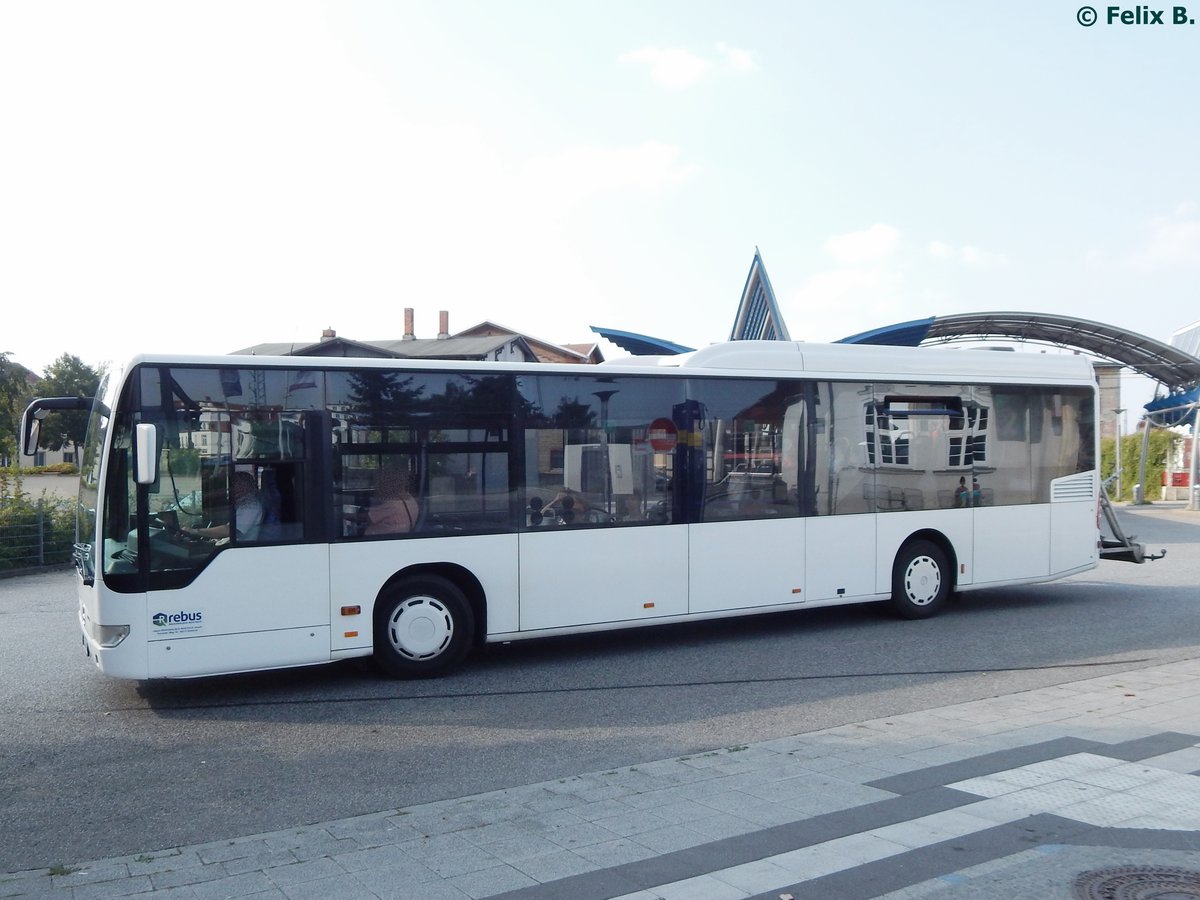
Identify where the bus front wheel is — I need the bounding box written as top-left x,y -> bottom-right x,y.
890,540 -> 950,619
374,575 -> 474,677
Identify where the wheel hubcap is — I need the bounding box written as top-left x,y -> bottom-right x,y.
387,596 -> 453,660
904,556 -> 941,606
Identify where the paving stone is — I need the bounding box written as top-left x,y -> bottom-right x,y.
446,863 -> 537,899
151,862 -> 240,889
263,857 -> 346,887
70,875 -> 154,899
572,837 -> 658,869
275,873 -> 363,900
349,859 -> 443,894
189,870 -> 276,900
509,848 -> 597,883
474,832 -> 566,864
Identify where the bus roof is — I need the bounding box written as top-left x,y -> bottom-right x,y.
661,340 -> 1097,383
123,341 -> 1097,386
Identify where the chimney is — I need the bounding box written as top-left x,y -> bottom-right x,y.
403,308 -> 415,341
438,310 -> 450,340
320,327 -> 336,342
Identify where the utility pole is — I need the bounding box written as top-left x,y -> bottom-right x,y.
1135,414 -> 1151,504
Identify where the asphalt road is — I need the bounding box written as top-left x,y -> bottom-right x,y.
2,503 -> 1198,873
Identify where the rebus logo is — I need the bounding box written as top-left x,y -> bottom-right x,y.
152,611 -> 203,627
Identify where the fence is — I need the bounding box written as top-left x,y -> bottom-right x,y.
0,494 -> 75,575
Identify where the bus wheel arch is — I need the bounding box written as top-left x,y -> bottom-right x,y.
890,531 -> 955,620
372,565 -> 484,677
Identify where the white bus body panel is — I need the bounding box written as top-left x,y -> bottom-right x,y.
144,545 -> 330,678
1051,501 -> 1099,574
148,626 -> 331,678
688,519 -> 805,613
518,526 -> 688,630
329,534 -> 520,649
973,505 -> 1051,583
806,514 -> 880,601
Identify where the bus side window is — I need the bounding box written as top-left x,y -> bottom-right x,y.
518,374 -> 682,529
691,378 -> 802,522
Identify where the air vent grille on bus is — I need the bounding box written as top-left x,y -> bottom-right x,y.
1050,472 -> 1096,501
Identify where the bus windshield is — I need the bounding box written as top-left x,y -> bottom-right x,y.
100,365 -> 325,591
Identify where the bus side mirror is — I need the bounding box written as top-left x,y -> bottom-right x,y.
134,423 -> 158,485
20,396 -> 95,457
19,410 -> 42,456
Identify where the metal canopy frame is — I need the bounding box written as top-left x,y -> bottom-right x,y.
917,312 -> 1200,393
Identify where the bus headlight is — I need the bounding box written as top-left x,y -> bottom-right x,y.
93,624 -> 130,648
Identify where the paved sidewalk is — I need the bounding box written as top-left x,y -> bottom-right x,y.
5,659 -> 1200,899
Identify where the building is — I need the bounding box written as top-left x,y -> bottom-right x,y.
234,310 -> 602,365
1094,363 -> 1123,442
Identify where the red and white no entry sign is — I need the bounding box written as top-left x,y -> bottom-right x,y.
648,417 -> 678,452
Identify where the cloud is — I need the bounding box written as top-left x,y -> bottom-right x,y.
824,224 -> 901,265
620,46 -> 712,88
620,43 -> 757,89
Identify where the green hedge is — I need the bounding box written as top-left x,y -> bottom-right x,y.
1100,429 -> 1174,502
0,473 -> 76,572
0,463 -> 79,476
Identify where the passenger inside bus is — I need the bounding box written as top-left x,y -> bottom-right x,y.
185,471 -> 264,541
365,467 -> 420,535
539,487 -> 597,524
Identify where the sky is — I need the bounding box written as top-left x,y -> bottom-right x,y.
2,1 -> 1197,421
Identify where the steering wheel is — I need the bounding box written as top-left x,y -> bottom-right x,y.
148,512 -> 181,533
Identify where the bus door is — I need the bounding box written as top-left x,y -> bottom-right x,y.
120,366 -> 331,677
516,374 -> 688,631
803,382 -> 877,602
973,387 -> 1073,583
687,380 -> 811,613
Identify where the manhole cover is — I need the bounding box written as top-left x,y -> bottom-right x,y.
1073,866 -> 1200,900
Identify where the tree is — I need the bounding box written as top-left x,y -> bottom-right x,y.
37,354 -> 102,456
0,352 -> 34,464
1100,427 -> 1175,502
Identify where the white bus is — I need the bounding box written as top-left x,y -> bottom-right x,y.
22,341 -> 1100,680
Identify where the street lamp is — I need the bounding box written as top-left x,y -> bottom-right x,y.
593,390 -> 618,518
1112,408 -> 1125,500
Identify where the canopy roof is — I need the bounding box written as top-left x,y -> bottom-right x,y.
589,327 -> 696,356
840,311 -> 1200,394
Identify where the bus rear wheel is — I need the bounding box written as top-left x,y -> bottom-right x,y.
890,539 -> 950,619
374,575 -> 474,678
